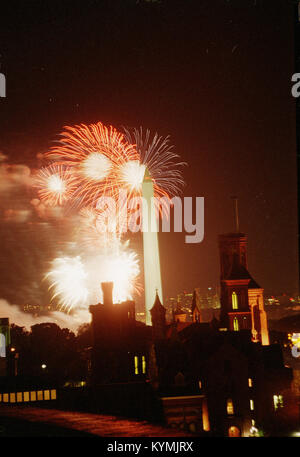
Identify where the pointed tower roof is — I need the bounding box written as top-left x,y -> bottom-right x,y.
226,252 -> 252,280
150,291 -> 165,314
225,252 -> 261,288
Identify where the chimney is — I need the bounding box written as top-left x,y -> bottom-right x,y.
101,282 -> 113,306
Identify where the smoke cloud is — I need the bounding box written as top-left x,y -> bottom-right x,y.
0,299 -> 90,333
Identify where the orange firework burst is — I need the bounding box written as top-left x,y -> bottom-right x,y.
45,122 -> 139,206
34,164 -> 77,206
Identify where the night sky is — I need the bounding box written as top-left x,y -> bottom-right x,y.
0,0 -> 298,309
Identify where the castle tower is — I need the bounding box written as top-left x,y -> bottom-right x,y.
219,252 -> 252,332
219,232 -> 248,280
89,282 -> 137,383
219,198 -> 269,345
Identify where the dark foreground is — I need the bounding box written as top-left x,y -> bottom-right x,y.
0,406 -> 191,437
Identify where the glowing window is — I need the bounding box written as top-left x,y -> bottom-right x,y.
50,389 -> 57,400
44,390 -> 50,400
250,399 -> 254,410
134,356 -> 139,375
273,395 -> 284,410
3,393 -> 9,403
10,393 -> 16,403
198,380 -> 202,389
30,391 -> 36,401
232,292 -> 238,310
23,392 -> 29,402
142,355 -> 146,374
248,378 -> 253,387
227,398 -> 234,415
0,394 -> 2,402
37,391 -> 43,401
17,392 -> 23,403
233,317 -> 239,331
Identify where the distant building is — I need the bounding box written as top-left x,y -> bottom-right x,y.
22,303 -> 59,315
164,288 -> 220,323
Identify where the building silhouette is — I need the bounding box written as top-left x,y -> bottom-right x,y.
89,282 -> 151,385
86,223 -> 295,435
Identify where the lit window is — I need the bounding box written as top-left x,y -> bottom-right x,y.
233,317 -> 239,331
273,395 -> 284,410
134,356 -> 139,375
50,389 -> 57,400
250,399 -> 254,411
3,393 -> 8,403
227,398 -> 234,415
30,391 -> 36,401
23,392 -> 29,402
44,390 -> 50,400
248,378 -> 253,387
37,391 -> 43,401
9,393 -> 16,403
0,394 -> 2,402
232,292 -> 238,310
198,380 -> 202,389
16,392 -> 22,403
142,356 -> 146,374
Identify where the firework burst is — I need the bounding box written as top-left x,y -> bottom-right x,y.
45,122 -> 139,207
46,246 -> 141,313
34,164 -> 77,206
40,121 -> 186,315
45,256 -> 89,313
123,127 -> 186,198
